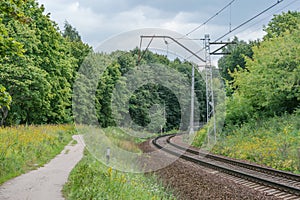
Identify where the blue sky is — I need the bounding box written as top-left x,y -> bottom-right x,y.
37,0 -> 299,49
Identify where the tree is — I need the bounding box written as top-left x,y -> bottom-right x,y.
62,21 -> 91,74
224,11 -> 300,125
0,85 -> 12,126
0,0 -> 26,61
62,21 -> 82,42
218,37 -> 256,83
1,63 -> 52,124
0,0 -> 83,125
264,11 -> 300,40
226,27 -> 300,125
96,62 -> 121,127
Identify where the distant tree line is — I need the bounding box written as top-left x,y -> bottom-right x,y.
0,0 -> 207,131
73,49 -> 207,132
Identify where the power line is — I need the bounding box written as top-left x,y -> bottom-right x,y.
185,0 -> 236,37
233,0 -> 300,38
182,0 -> 236,60
185,0 -> 288,60
214,0 -> 284,42
166,0 -> 236,46
184,46 -> 205,60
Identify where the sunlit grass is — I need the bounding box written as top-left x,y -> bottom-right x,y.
63,127 -> 177,200
63,149 -> 176,200
0,124 -> 75,184
208,111 -> 300,173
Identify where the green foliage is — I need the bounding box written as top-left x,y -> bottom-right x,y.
0,0 -> 26,59
224,94 -> 255,125
63,151 -> 176,200
193,12 -> 300,174
0,0 -> 91,125
96,62 -> 121,127
0,124 -> 75,184
0,85 -> 12,126
213,111 -> 300,173
192,126 -> 207,147
264,11 -> 300,40
63,21 -> 82,42
228,27 -> 300,121
224,11 -> 300,125
0,0 -> 204,130
218,37 -> 255,83
62,20 -> 91,80
72,53 -> 110,125
76,49 -> 206,132
0,85 -> 11,110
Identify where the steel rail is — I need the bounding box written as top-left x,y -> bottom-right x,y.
166,135 -> 300,182
152,134 -> 300,196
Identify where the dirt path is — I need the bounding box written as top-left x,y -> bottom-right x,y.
0,135 -> 85,200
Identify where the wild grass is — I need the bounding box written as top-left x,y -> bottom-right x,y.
193,111 -> 300,173
0,124 -> 75,184
63,149 -> 176,200
63,127 -> 177,200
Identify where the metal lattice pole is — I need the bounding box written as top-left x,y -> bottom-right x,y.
189,64 -> 195,134
204,34 -> 216,145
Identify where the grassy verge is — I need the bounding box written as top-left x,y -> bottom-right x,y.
193,111 -> 300,173
63,127 -> 176,200
0,124 -> 75,184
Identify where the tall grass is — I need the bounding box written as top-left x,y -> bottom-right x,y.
63,150 -> 176,200
63,127 -> 177,200
210,111 -> 300,173
0,124 -> 75,184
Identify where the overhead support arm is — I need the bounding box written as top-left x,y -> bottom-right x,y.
209,41 -> 236,55
140,35 -> 206,63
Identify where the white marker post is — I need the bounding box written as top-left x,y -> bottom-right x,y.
106,147 -> 110,164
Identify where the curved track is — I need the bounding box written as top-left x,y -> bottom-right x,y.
152,134 -> 300,199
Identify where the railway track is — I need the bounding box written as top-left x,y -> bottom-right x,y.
152,134 -> 300,200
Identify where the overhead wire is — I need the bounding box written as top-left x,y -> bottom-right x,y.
180,0 -> 237,60
213,0 -> 285,42
185,0 -> 286,60
233,0 -> 300,38
165,0 -> 237,45
184,46 -> 205,60
141,0 -> 291,62
229,1 -> 232,32
185,0 -> 236,37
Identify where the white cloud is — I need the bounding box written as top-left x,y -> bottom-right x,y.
37,0 -> 299,48
69,2 -> 79,12
64,3 -> 104,32
236,29 -> 266,42
108,6 -> 163,30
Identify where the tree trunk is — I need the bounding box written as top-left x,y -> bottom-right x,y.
0,106 -> 8,126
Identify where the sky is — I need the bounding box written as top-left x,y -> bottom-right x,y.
37,0 -> 299,63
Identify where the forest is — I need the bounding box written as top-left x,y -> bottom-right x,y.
0,0 -> 208,132
0,0 -> 299,133
0,0 -> 90,125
